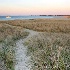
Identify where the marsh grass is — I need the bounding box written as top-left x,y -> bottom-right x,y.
0,23 -> 29,70
24,33 -> 70,70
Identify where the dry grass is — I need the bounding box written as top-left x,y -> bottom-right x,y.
0,19 -> 70,70
0,23 -> 29,70
24,32 -> 70,70
1,19 -> 70,33
0,23 -> 29,42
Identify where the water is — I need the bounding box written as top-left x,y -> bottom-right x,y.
0,16 -> 54,20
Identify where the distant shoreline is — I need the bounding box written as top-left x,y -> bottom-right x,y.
0,15 -> 70,21
0,15 -> 70,16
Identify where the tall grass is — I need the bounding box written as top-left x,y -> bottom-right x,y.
0,19 -> 70,70
0,23 -> 29,70
24,33 -> 70,70
2,19 -> 70,33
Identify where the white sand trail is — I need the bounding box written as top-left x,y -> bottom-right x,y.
15,29 -> 38,70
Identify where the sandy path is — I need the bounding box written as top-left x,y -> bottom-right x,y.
15,29 -> 38,70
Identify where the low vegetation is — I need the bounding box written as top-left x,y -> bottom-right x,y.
24,33 -> 70,70
1,19 -> 70,33
0,23 -> 29,70
0,19 -> 70,70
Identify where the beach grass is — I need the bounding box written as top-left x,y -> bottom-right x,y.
0,19 -> 70,70
24,32 -> 70,70
1,19 -> 70,33
0,23 -> 29,70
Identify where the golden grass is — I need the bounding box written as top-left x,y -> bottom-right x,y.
0,23 -> 29,70
1,19 -> 70,33
0,23 -> 29,42
0,19 -> 70,70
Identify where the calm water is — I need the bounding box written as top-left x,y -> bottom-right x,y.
0,16 -> 64,20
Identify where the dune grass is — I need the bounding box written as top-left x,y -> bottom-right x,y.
24,32 -> 70,70
0,23 -> 29,70
0,19 -> 70,70
1,19 -> 70,33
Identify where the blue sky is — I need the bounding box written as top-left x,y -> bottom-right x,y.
0,0 -> 70,15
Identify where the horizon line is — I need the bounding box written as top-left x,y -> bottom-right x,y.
0,15 -> 70,16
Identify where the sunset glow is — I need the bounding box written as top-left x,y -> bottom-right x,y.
0,0 -> 70,16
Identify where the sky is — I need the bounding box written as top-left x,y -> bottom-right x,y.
0,0 -> 70,16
